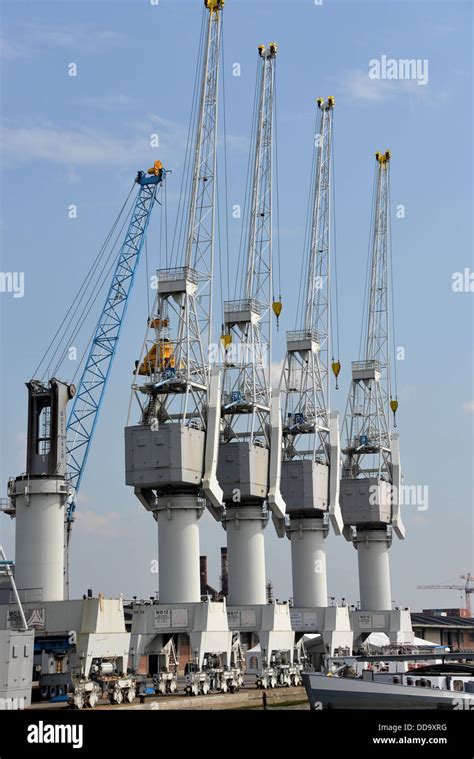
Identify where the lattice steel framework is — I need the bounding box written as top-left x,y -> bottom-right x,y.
221,44 -> 277,446
66,171 -> 164,506
280,98 -> 334,463
342,151 -> 393,480
131,1 -> 223,430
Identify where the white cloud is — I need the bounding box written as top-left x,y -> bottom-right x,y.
79,94 -> 136,111
340,68 -> 448,105
0,117 -> 188,169
1,125 -> 134,166
463,400 -> 474,415
0,37 -> 28,60
28,26 -> 124,51
75,509 -> 123,537
0,26 -> 124,61
341,69 -> 418,102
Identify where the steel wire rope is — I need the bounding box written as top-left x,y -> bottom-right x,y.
169,7 -> 206,268
45,192 -> 136,381
358,159 -> 378,361
33,182 -> 135,380
387,164 -> 398,404
233,58 -> 261,302
273,60 -> 282,305
220,13 -> 231,308
330,113 -> 341,364
295,109 -> 318,330
54,200 -> 136,379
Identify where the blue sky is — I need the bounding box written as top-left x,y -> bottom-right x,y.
0,0 -> 472,611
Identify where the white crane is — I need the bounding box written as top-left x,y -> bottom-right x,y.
126,0 -> 225,604
340,150 -> 404,612
209,42 -> 283,606
279,97 -> 343,608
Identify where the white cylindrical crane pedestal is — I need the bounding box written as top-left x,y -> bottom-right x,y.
288,517 -> 328,608
12,477 -> 68,602
156,495 -> 204,603
224,505 -> 267,606
355,529 -> 392,610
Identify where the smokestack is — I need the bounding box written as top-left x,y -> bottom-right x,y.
220,547 -> 228,597
200,556 -> 208,597
266,580 -> 274,603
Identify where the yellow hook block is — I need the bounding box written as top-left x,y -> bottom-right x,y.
221,333 -> 232,349
272,300 -> 282,331
331,360 -> 341,389
390,398 -> 399,427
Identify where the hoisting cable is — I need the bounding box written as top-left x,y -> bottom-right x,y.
145,235 -> 151,321
387,162 -> 399,427
272,61 -> 282,332
330,114 -> 341,389
218,16 -> 231,351
163,171 -> 169,268
221,13 -> 231,304
233,58 -> 261,302
358,158 -> 378,362
33,182 -> 136,381
295,107 -> 318,330
169,6 -> 206,267
53,200 -> 136,379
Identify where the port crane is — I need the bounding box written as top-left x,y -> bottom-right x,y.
339,150 -> 404,612
207,41 -> 284,607
126,0 -> 225,605
278,97 -> 343,609
66,164 -> 166,541
4,163 -> 166,601
417,575 -> 473,615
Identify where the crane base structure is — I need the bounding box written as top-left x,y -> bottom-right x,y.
129,599 -> 238,691
227,602 -> 296,685
349,608 -> 414,649
1,378 -> 137,706
0,596 -> 131,703
0,547 -> 34,709
290,606 -> 353,656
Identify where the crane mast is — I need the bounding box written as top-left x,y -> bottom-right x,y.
279,97 -> 343,609
213,43 -> 278,607
125,0 -> 224,605
340,150 -> 404,612
222,42 -> 277,445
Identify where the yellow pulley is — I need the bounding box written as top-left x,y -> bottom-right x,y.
331,359 -> 341,389
390,398 -> 398,427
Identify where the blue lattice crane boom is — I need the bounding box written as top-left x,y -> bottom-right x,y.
66,162 -> 166,527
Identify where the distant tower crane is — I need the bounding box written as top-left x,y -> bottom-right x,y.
417,574 -> 473,615
125,0 -> 225,604
339,150 -> 404,612
211,42 -> 283,606
279,97 -> 343,608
